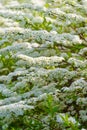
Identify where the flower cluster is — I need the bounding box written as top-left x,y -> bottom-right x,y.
0,0 -> 87,129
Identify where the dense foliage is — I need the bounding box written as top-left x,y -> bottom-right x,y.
0,0 -> 87,129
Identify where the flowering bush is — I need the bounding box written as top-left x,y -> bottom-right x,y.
0,0 -> 87,129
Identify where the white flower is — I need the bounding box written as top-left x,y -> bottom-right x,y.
79,110 -> 87,122
32,16 -> 43,24
82,0 -> 87,11
70,78 -> 87,88
56,114 -> 64,123
79,47 -> 87,55
0,102 -> 34,119
68,58 -> 87,68
31,0 -> 45,6
68,117 -> 77,124
76,98 -> 87,105
0,0 -> 87,128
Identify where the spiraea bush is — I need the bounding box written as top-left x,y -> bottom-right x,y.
0,0 -> 87,129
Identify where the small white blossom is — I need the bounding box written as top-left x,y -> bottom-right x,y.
32,16 -> 43,24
